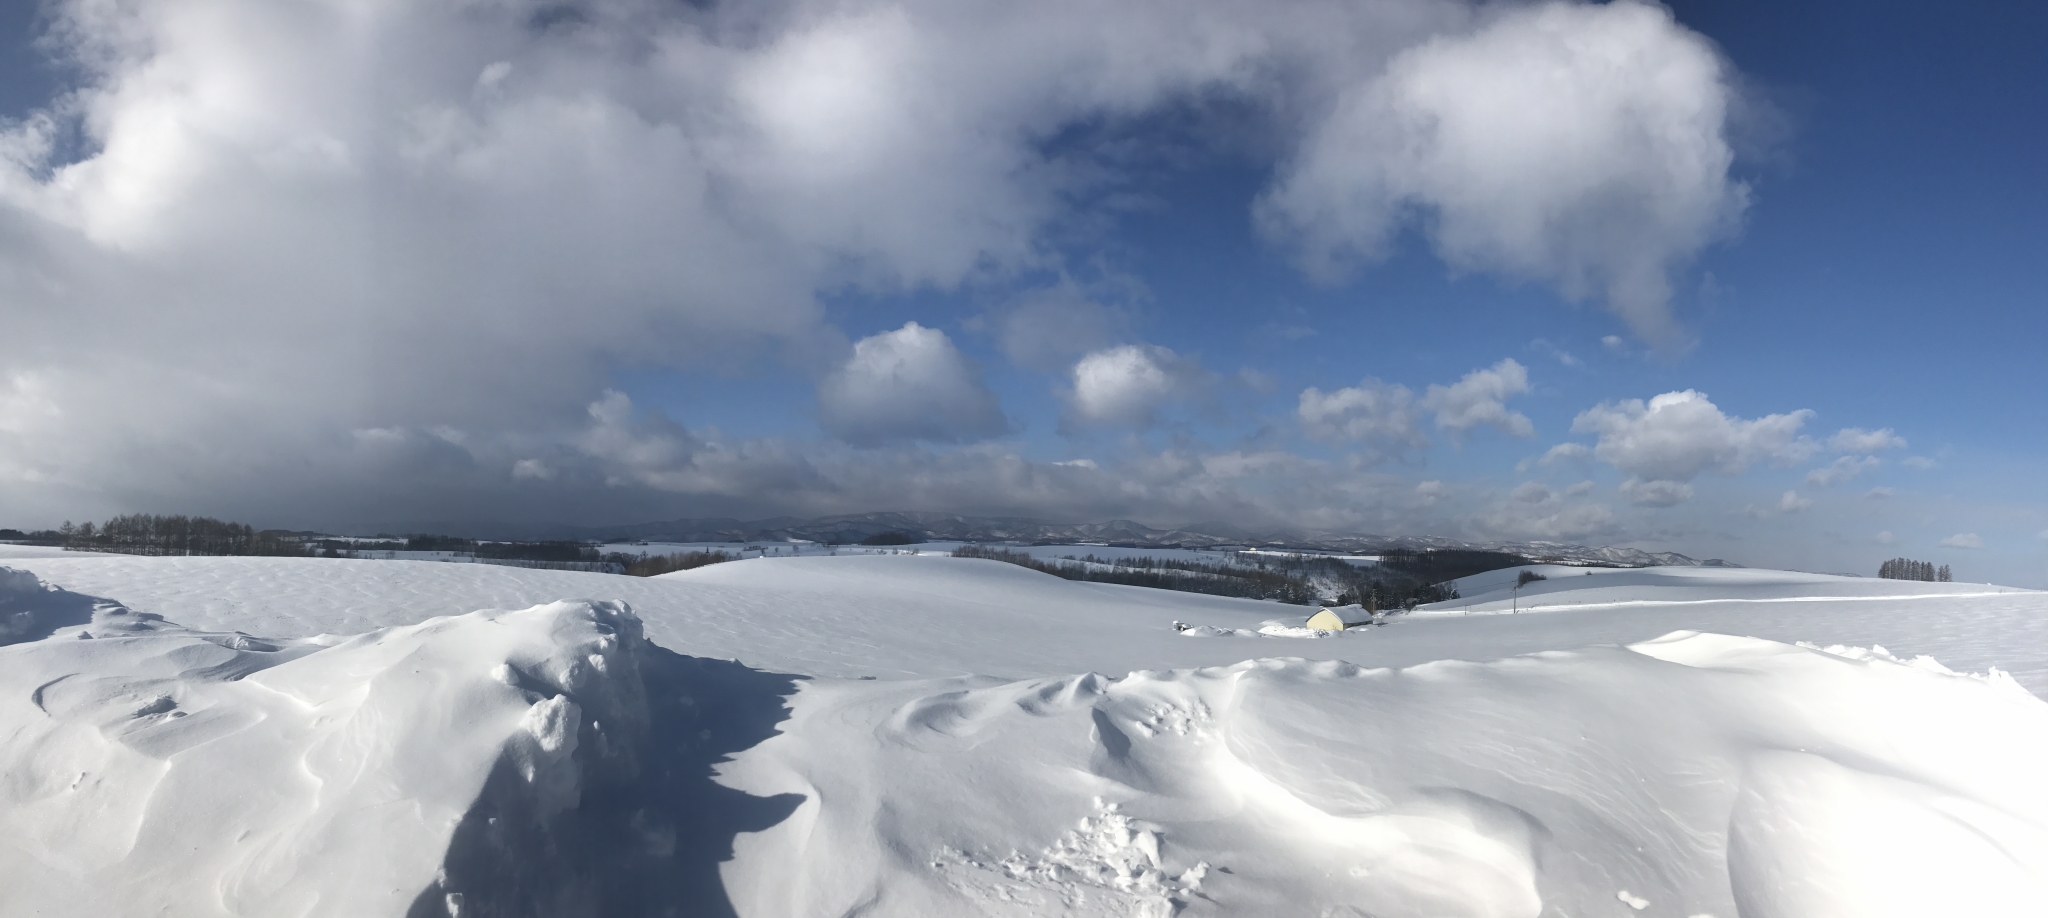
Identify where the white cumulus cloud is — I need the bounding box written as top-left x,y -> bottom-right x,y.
1421,359 -> 1535,439
1940,533 -> 1984,550
818,323 -> 1008,446
1064,344 -> 1206,428
1257,0 -> 1747,346
1778,490 -> 1811,513
1571,390 -> 1816,506
1298,380 -> 1429,454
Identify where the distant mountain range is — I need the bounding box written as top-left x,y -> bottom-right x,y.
409,511 -> 1734,569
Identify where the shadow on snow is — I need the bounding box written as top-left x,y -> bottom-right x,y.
410,644 -> 806,918
0,567 -> 100,645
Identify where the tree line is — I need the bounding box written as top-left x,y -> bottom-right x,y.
963,545 -> 1315,601
1878,558 -> 1950,582
957,545 -> 1526,607
58,515 -> 308,557
1344,549 -> 1532,609
304,535 -> 606,563
614,550 -> 733,577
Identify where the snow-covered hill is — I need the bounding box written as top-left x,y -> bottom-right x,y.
3,548 -> 2047,916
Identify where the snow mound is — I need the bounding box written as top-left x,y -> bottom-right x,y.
0,571 -> 689,916
718,631 -> 2048,916
1254,620 -> 1336,639
1178,619 -> 1344,639
1176,624 -> 1259,638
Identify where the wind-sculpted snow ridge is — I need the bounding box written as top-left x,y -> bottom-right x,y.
0,568 -> 803,918
718,633 -> 2048,917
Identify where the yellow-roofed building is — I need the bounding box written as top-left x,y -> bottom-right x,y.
1305,604 -> 1361,631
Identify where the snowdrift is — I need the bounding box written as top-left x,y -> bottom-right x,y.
0,571 -> 802,917
721,632 -> 2048,917
5,563 -> 2048,916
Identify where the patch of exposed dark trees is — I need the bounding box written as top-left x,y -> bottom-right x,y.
303,534 -> 605,564
953,545 -> 1529,608
55,515 -> 309,557
858,531 -> 921,546
1879,558 -> 1951,582
1060,550 -> 1334,603
617,551 -> 734,577
1330,550 -> 1535,611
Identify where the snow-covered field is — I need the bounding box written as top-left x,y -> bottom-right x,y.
4,546 -> 2047,916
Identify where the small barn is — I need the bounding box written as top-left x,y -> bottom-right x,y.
1305,603 -> 1363,631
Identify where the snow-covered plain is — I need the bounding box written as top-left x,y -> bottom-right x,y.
4,546 -> 2047,916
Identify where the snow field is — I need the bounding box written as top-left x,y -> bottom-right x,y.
4,551 -> 2048,915
0,551 -> 1322,679
720,631 -> 2048,916
667,556 -> 2048,691
6,549 -> 2047,691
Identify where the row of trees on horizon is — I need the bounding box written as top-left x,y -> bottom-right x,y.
55,515 -> 309,557
954,545 -> 1518,607
1878,557 -> 1951,582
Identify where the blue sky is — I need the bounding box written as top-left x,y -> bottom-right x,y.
0,0 -> 2041,584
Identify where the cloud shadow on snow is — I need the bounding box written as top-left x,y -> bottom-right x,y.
409,646 -> 806,918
